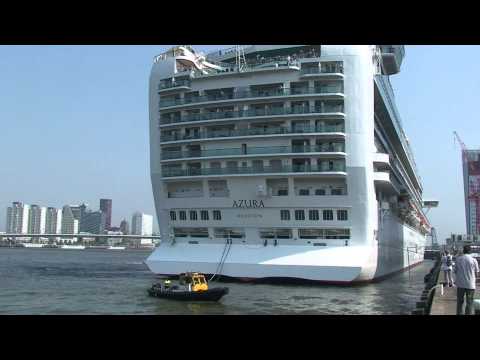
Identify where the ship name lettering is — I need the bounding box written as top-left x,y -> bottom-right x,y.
232,200 -> 265,208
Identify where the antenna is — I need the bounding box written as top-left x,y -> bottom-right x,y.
235,45 -> 247,72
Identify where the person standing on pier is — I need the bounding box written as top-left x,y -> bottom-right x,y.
454,245 -> 480,315
441,250 -> 454,287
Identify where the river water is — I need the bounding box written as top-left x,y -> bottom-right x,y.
0,247 -> 432,315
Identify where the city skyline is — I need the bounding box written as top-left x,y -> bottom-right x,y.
4,199 -> 155,235
0,45 -> 479,242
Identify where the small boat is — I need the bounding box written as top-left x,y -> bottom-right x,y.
147,272 -> 229,302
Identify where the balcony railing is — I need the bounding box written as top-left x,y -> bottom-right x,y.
158,79 -> 191,91
300,66 -> 344,75
162,163 -> 346,177
161,124 -> 345,142
161,144 -> 346,160
375,75 -> 420,184
161,105 -> 345,125
159,86 -> 344,108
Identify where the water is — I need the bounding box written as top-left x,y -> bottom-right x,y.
0,247 -> 432,315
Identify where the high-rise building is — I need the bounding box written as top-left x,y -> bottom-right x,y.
462,150 -> 480,235
120,219 -> 129,235
45,207 -> 62,234
100,199 -> 112,230
454,133 -> 480,236
70,203 -> 87,222
131,212 -> 153,245
28,205 -> 47,234
81,210 -> 106,234
61,205 -> 79,238
6,202 -> 30,234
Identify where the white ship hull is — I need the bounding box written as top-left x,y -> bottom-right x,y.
146,221 -> 425,283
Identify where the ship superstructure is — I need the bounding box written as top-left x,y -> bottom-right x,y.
146,45 -> 431,283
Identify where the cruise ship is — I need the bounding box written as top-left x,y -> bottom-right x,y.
145,45 -> 432,283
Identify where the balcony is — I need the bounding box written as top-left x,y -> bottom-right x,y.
159,86 -> 344,109
162,163 -> 347,178
373,152 -> 390,167
161,144 -> 346,160
160,105 -> 345,126
299,67 -> 344,79
374,75 -> 422,192
158,79 -> 191,93
161,124 -> 345,143
379,46 -> 405,75
374,171 -> 401,195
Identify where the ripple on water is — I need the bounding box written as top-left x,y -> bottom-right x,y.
0,248 -> 434,315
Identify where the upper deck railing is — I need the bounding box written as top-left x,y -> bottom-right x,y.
160,124 -> 345,142
375,74 -> 422,190
161,143 -> 346,160
162,163 -> 346,178
160,105 -> 345,125
159,85 -> 344,108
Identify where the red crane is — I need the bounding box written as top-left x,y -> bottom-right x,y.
454,131 -> 480,235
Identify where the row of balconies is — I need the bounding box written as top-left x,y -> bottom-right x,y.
160,104 -> 345,126
159,85 -> 344,108
157,62 -> 344,92
162,162 -> 346,178
161,144 -> 346,160
161,124 -> 345,143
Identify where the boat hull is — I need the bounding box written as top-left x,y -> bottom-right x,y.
148,286 -> 229,301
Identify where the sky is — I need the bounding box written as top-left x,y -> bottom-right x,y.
0,45 -> 477,241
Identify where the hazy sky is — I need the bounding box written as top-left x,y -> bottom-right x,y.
0,45 -> 476,241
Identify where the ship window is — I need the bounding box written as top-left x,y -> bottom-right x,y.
170,211 -> 177,221
299,189 -> 310,196
200,210 -> 209,221
259,228 -> 292,239
299,228 -> 350,239
173,228 -> 188,237
280,210 -> 290,221
189,228 -> 209,238
331,188 -> 344,195
259,229 -> 275,239
277,229 -> 293,239
299,229 -> 324,239
213,210 -> 222,221
209,180 -> 229,198
325,229 -> 350,239
179,211 -> 187,221
309,210 -> 319,221
323,210 -> 334,221
315,189 -> 326,195
214,228 -> 245,239
190,211 -> 197,221
295,210 -> 305,221
337,210 -> 348,221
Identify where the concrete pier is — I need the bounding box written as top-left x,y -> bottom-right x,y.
428,261 -> 480,315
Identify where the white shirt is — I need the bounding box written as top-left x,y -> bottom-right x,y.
454,254 -> 480,290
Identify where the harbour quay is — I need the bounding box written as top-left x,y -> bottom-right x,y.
413,253 -> 480,315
